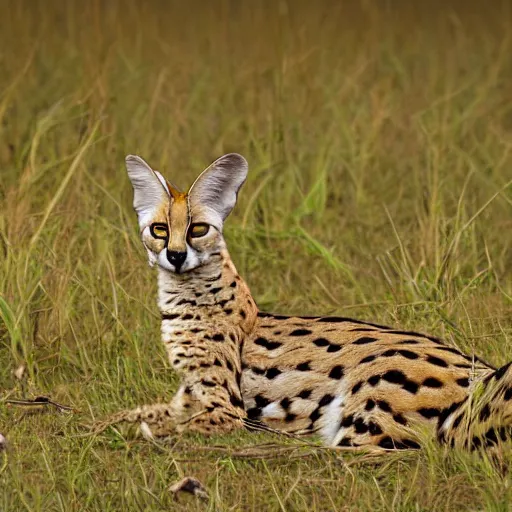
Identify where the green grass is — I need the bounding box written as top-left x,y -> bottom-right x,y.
1,0 -> 512,510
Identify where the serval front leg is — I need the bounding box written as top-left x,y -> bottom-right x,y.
92,360 -> 246,438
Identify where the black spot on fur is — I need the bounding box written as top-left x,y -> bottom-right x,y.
313,338 -> 330,347
426,355 -> 448,368
396,439 -> 421,449
393,413 -> 407,425
181,313 -> 193,320
360,355 -> 376,364
494,362 -> 512,380
255,395 -> 271,408
210,287 -> 223,294
354,418 -> 368,434
226,360 -> 234,371
327,344 -> 342,353
239,309 -> 247,319
341,414 -> 354,427
319,394 -> 335,407
378,436 -> 395,449
298,389 -> 312,399
247,407 -> 261,419
353,336 -> 378,345
456,377 -> 469,387
266,368 -> 282,379
504,387 -> 512,401
212,333 -> 225,342
382,349 -> 397,357
352,381 -> 363,394
201,380 -> 216,387
337,437 -> 353,447
398,339 -> 420,345
368,375 -> 381,386
328,365 -> 344,379
161,313 -> 180,320
484,427 -> 499,446
290,329 -> 313,336
177,298 -> 197,307
280,398 -> 291,410
285,413 -> 297,422
365,399 -> 375,411
230,281 -> 237,288
254,337 -> 283,350
403,380 -> 419,394
452,414 -> 463,429
383,370 -> 406,385
422,377 -> 443,388
498,427 -> 509,441
318,316 -> 352,323
377,400 -> 392,412
309,407 -> 321,422
230,395 -> 245,409
454,363 -> 472,368
398,350 -> 419,359
252,367 -> 266,376
369,421 -> 383,435
296,361 -> 311,371
418,408 -> 440,419
479,404 -> 491,421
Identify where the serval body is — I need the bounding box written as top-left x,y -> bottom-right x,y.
97,153 -> 512,451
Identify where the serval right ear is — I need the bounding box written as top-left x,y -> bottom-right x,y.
125,155 -> 171,227
188,153 -> 248,231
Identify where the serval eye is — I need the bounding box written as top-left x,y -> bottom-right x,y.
150,223 -> 168,239
189,223 -> 210,238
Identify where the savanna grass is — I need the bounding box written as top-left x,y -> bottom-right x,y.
1,1 -> 511,510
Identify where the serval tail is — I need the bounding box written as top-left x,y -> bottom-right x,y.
439,362 -> 512,450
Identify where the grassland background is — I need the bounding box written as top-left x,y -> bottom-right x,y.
0,0 -> 511,510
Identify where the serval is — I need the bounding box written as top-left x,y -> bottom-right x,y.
95,153 -> 512,451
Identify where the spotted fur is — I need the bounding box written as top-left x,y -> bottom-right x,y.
95,153 -> 512,452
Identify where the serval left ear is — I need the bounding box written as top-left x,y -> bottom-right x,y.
188,153 -> 248,231
125,155 -> 170,227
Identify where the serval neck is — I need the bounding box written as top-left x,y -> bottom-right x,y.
157,249 -> 258,335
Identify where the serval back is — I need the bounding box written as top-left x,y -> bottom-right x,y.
96,153 -> 512,452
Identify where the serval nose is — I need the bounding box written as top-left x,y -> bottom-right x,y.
166,250 -> 187,272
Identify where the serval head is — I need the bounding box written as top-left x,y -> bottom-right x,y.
125,153 -> 248,274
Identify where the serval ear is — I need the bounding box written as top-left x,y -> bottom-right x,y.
125,155 -> 170,226
188,153 -> 248,230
